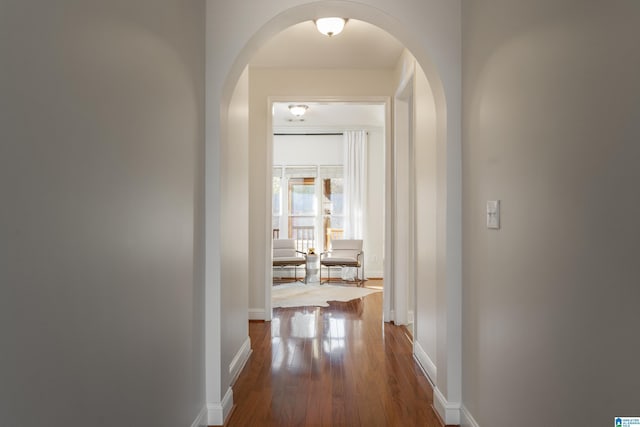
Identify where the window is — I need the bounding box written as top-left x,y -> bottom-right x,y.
288,177 -> 316,253
319,165 -> 344,250
272,168 -> 282,237
271,165 -> 343,252
322,177 -> 344,250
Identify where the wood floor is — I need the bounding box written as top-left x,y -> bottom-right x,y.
224,282 -> 445,427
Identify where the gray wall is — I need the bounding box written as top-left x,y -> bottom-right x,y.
0,1 -> 206,426
462,1 -> 640,425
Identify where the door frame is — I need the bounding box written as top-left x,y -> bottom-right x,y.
392,67 -> 416,327
264,96 -> 391,320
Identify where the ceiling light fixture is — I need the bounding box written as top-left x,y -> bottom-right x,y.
288,104 -> 308,117
315,17 -> 347,37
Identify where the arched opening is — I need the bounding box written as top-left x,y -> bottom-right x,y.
205,1 -> 462,424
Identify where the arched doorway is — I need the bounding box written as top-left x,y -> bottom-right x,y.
205,1 -> 462,424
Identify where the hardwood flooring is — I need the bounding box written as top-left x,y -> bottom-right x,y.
224,283 -> 445,427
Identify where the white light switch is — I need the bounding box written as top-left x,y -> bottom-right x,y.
487,200 -> 500,229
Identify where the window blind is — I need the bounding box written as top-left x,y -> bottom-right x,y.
319,165 -> 343,179
284,166 -> 318,178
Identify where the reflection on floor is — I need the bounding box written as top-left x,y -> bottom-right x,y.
228,288 -> 443,426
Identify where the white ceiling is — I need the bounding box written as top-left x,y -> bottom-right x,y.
253,19 -> 400,130
250,19 -> 404,69
273,102 -> 385,131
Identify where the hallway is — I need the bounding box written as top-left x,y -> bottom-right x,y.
226,286 -> 443,426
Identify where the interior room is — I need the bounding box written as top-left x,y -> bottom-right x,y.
270,102 -> 385,280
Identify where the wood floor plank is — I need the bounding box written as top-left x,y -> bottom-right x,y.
225,288 -> 444,427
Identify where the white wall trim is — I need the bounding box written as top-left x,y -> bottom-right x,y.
392,83 -> 413,327
414,340 -> 437,385
433,386 -> 461,425
461,405 -> 481,427
207,387 -> 234,426
249,308 -> 265,321
190,405 -> 208,427
229,337 -> 252,386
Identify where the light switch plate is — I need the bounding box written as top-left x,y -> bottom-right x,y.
487,200 -> 500,229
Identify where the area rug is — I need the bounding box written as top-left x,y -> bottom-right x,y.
272,282 -> 382,308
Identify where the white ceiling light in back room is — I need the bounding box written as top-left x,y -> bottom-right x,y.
315,17 -> 347,37
288,104 -> 308,117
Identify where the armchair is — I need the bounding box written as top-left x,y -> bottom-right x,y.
320,239 -> 364,286
273,239 -> 307,283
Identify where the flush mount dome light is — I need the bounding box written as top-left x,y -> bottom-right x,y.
288,104 -> 308,117
315,17 -> 347,37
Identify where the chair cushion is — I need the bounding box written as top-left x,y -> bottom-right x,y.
323,239 -> 362,266
274,248 -> 297,258
273,257 -> 306,266
330,239 -> 363,251
273,239 -> 298,258
328,250 -> 358,259
321,257 -> 360,266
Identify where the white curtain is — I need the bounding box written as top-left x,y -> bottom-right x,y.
342,130 -> 367,280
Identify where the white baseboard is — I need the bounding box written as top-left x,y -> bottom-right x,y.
386,309 -> 395,323
190,405 -> 208,427
433,387 -> 461,425
365,270 -> 384,279
461,405 -> 480,427
207,387 -> 234,426
414,340 -> 437,385
229,337 -> 252,386
249,308 -> 265,320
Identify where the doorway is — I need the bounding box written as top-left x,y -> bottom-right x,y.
207,4 -> 462,425
267,101 -> 387,309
